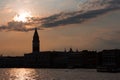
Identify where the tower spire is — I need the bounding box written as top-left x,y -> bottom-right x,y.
32,28 -> 40,53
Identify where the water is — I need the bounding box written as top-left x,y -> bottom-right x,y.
0,68 -> 119,80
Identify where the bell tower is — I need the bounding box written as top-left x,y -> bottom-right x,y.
32,28 -> 40,53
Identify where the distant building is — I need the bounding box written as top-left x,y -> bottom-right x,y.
97,49 -> 120,72
69,48 -> 73,53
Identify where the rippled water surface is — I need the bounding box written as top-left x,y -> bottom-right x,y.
0,68 -> 120,80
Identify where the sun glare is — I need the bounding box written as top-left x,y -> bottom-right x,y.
13,11 -> 32,22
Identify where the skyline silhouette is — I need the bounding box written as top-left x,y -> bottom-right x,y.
0,0 -> 119,56
0,29 -> 119,72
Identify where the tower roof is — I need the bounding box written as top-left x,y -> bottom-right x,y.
33,28 -> 39,42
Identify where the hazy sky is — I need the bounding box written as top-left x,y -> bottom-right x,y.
0,0 -> 120,56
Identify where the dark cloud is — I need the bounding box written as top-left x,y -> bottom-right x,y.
40,7 -> 119,27
0,0 -> 120,32
0,21 -> 42,32
38,0 -> 120,27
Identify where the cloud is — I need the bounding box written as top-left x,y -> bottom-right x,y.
40,8 -> 119,27
38,0 -> 120,27
0,21 -> 42,32
0,0 -> 120,32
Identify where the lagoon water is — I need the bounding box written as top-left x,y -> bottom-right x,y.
0,68 -> 119,80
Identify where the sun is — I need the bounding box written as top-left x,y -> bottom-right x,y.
13,11 -> 32,22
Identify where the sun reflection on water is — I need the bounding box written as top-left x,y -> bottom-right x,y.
8,68 -> 38,80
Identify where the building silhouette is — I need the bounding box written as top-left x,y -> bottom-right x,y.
32,28 -> 40,53
0,28 -> 120,72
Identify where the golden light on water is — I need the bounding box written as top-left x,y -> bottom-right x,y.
13,11 -> 32,22
8,68 -> 38,80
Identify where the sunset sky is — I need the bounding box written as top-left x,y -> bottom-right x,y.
0,0 -> 120,56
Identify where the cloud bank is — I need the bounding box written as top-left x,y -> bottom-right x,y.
0,0 -> 120,32
39,0 -> 120,27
